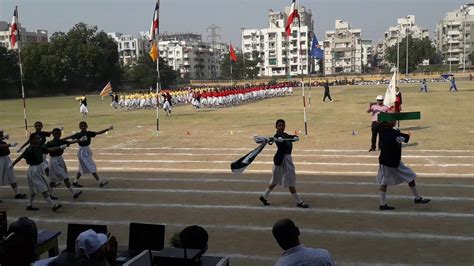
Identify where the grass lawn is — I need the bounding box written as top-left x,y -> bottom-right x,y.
1,81 -> 472,151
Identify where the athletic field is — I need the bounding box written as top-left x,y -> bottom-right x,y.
1,81 -> 473,265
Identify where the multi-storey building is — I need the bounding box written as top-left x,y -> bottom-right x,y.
242,5 -> 314,77
361,39 -> 373,71
372,42 -> 385,68
140,33 -> 224,79
323,20 -> 362,75
107,32 -> 145,66
436,3 -> 474,69
384,16 -> 429,49
0,21 -> 48,50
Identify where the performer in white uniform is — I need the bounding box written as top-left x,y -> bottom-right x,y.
0,129 -> 27,200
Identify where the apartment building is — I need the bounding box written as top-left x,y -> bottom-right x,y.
0,21 -> 48,50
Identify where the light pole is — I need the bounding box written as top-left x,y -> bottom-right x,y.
463,11 -> 467,73
406,27 -> 409,76
397,25 -> 400,75
241,27 -> 246,80
449,21 -> 452,73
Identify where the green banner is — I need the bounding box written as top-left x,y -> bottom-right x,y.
378,112 -> 421,121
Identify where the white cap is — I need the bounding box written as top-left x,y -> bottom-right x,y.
75,229 -> 107,258
376,95 -> 384,101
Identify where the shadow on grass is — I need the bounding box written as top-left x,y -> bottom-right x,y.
401,126 -> 431,131
403,142 -> 419,147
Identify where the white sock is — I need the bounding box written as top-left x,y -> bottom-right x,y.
263,188 -> 272,200
410,186 -> 421,199
45,196 -> 55,206
292,193 -> 303,203
68,186 -> 75,195
379,191 -> 387,205
12,186 -> 19,194
29,195 -> 35,206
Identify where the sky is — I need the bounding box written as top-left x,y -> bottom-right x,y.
0,0 -> 468,47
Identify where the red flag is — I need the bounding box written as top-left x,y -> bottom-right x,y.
10,7 -> 18,49
285,0 -> 299,37
229,44 -> 237,62
148,0 -> 160,42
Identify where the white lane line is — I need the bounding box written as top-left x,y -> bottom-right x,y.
3,186 -> 473,201
8,215 -> 474,241
67,152 -> 474,159
70,147 -> 474,153
12,166 -> 474,177
55,159 -> 474,168
4,200 -> 473,218
14,175 -> 474,188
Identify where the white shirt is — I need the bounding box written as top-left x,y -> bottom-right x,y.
275,244 -> 334,266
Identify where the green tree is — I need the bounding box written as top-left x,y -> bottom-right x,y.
385,36 -> 437,73
220,50 -> 261,80
125,56 -> 178,89
0,46 -> 20,98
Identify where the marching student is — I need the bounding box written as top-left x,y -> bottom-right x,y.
44,128 -> 85,200
259,119 -> 309,208
62,121 -> 113,188
377,120 -> 430,210
0,129 -> 27,200
10,135 -> 63,211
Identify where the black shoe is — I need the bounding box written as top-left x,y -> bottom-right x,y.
72,182 -> 83,188
99,181 -> 109,188
259,196 -> 270,206
414,197 -> 431,204
73,191 -> 83,200
14,193 -> 27,199
49,182 -> 56,188
297,201 -> 309,208
52,204 -> 62,212
379,204 -> 395,210
50,195 -> 59,200
368,148 -> 375,152
26,205 -> 39,211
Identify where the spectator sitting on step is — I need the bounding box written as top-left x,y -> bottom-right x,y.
2,217 -> 38,266
272,218 -> 334,266
171,225 -> 209,255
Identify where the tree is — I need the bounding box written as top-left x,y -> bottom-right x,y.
220,50 -> 261,80
385,36 -> 437,73
125,56 -> 178,89
0,46 -> 20,98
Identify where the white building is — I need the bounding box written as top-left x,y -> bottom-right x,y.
384,16 -> 429,49
323,20 -> 363,75
361,39 -> 372,71
436,3 -> 474,69
242,5 -> 314,77
107,32 -> 144,66
0,21 -> 48,50
143,33 -> 224,79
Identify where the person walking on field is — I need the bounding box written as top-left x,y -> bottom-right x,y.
259,119 -> 309,208
377,121 -> 430,210
62,121 -> 113,188
449,76 -> 458,92
367,95 -> 389,152
322,82 -> 333,102
419,79 -> 428,93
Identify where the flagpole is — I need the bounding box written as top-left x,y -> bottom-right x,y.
297,1 -> 308,136
230,46 -> 233,85
14,6 -> 28,137
154,0 -> 161,135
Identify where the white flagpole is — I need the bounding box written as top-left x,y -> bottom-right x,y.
154,0 -> 161,135
297,0 -> 308,136
14,6 -> 28,137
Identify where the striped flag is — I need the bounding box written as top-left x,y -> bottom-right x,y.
148,0 -> 160,42
99,82 -> 113,97
10,7 -> 18,49
231,143 -> 267,174
229,43 -> 237,62
285,0 -> 299,37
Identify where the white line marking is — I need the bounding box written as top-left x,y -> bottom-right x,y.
8,215 -> 474,241
14,175 -> 474,188
4,186 -> 473,201
4,200 -> 473,218
12,166 -> 474,177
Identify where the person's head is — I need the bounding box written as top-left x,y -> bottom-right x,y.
75,229 -> 108,259
376,95 -> 384,105
179,225 -> 209,254
0,129 -> 4,138
3,217 -> 38,266
383,121 -> 397,128
272,218 -> 300,250
30,135 -> 41,146
34,121 -> 43,132
52,128 -> 62,139
395,87 -> 400,93
275,119 -> 286,134
79,121 -> 88,132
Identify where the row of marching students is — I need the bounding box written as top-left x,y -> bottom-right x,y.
0,121 -> 113,212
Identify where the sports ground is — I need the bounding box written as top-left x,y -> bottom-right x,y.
0,81 -> 473,265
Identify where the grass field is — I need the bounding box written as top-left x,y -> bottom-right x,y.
0,81 -> 473,265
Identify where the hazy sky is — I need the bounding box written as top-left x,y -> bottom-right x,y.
0,0 -> 467,46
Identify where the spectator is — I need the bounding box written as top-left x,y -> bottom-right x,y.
419,79 -> 428,93
366,95 -> 389,152
179,225 -> 209,255
272,219 -> 334,266
322,82 -> 333,102
2,217 -> 38,266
